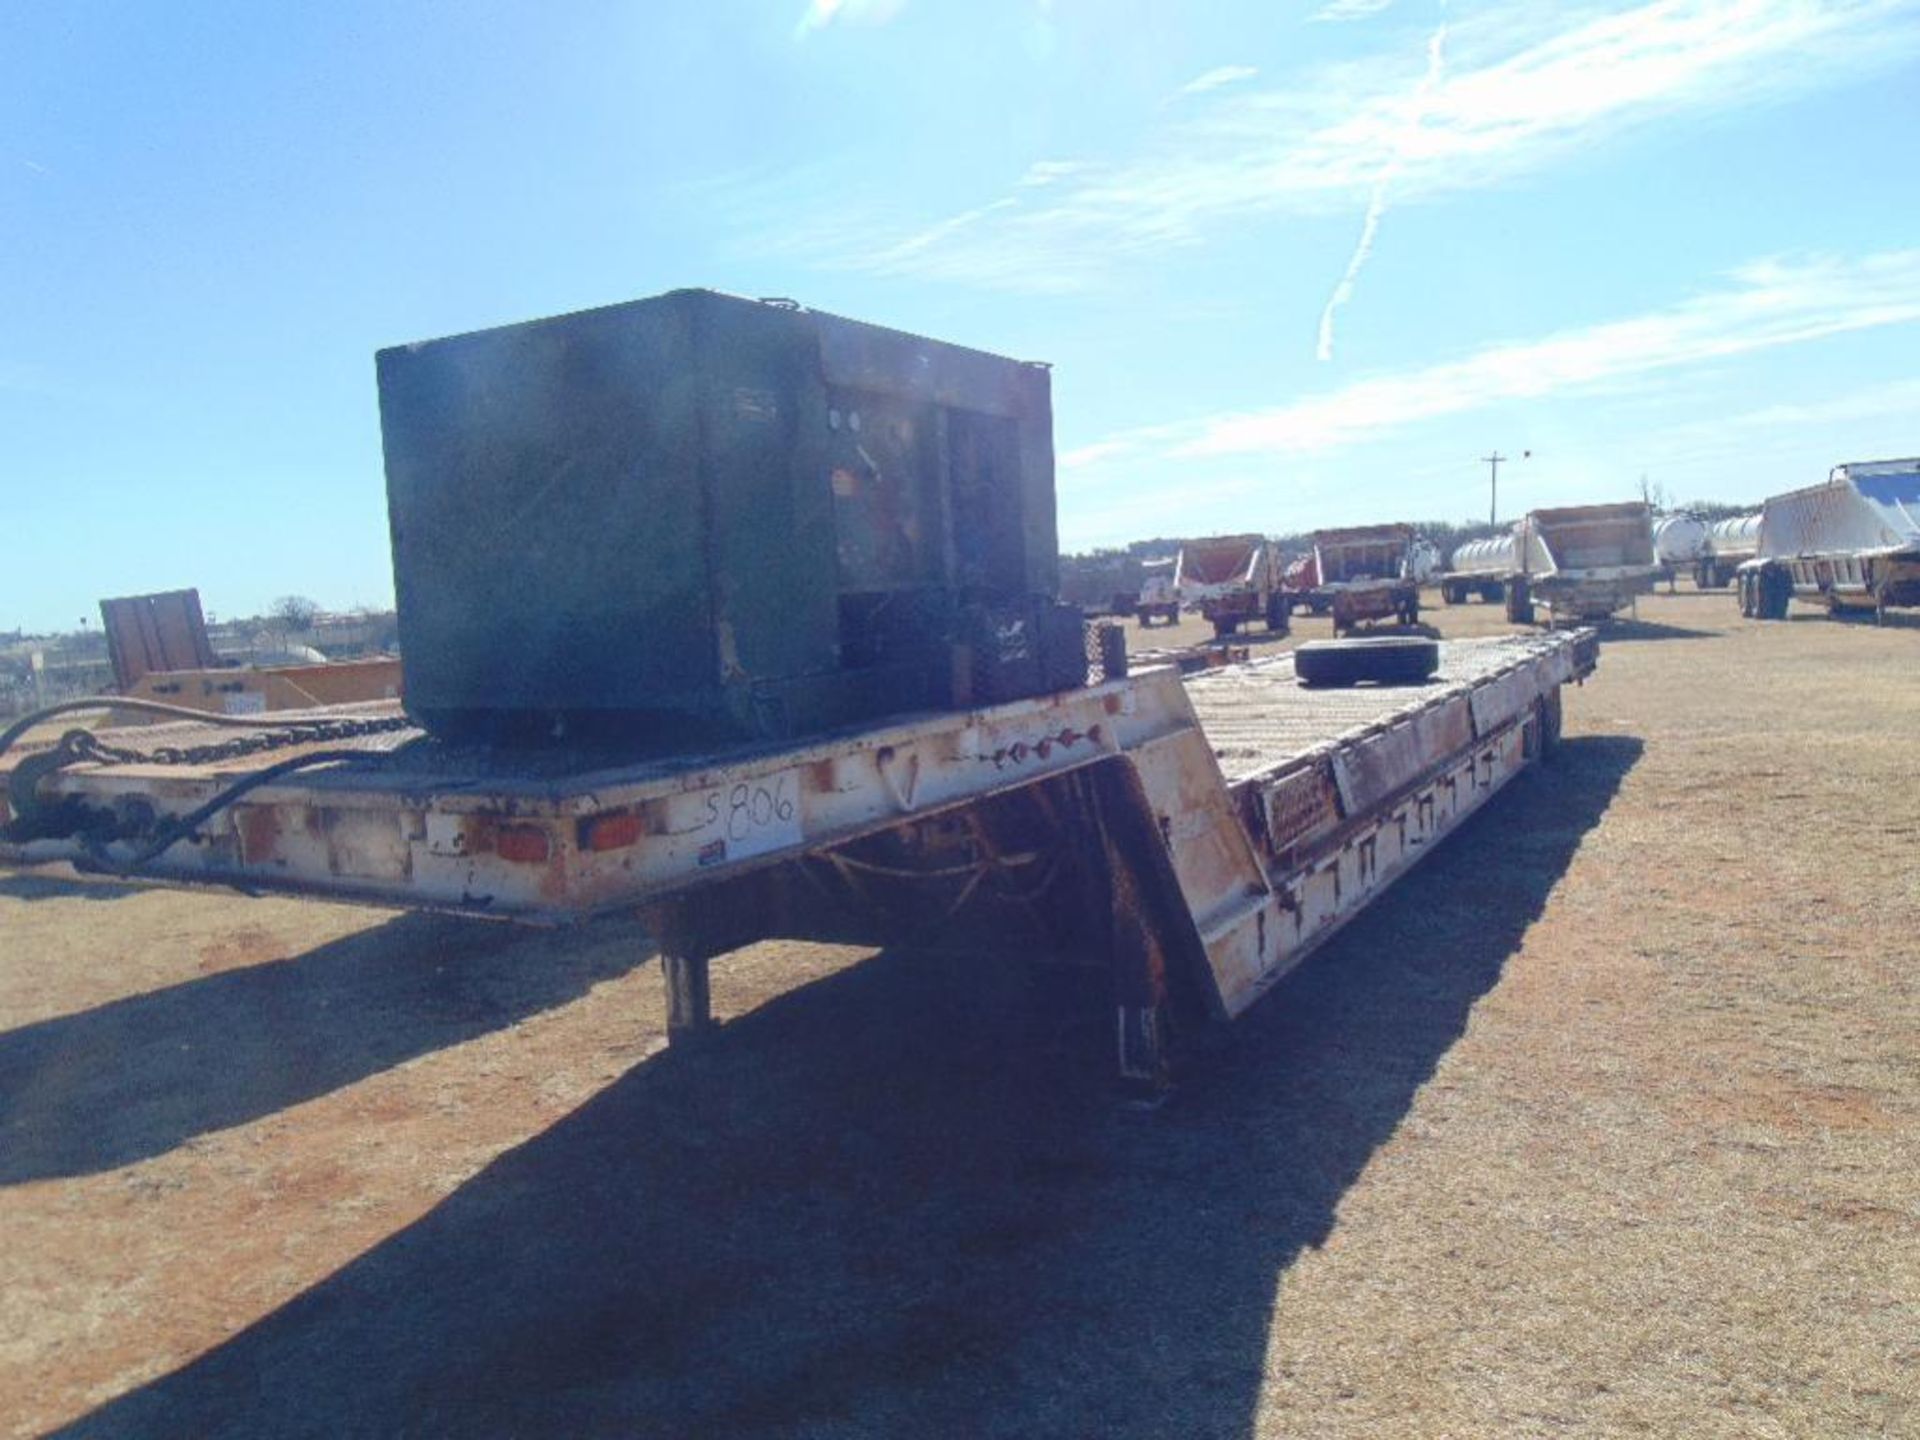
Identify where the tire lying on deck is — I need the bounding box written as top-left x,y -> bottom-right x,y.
1293,636 -> 1441,687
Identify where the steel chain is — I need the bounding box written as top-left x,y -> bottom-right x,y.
62,714 -> 415,768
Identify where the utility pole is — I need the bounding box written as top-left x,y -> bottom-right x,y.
1483,449 -> 1530,526
1482,452 -> 1505,527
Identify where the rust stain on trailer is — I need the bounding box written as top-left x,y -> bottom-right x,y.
234,806 -> 282,867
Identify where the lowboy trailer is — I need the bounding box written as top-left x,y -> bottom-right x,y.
3,631 -> 1597,1089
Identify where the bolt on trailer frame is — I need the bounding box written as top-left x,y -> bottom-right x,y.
3,632 -> 1597,1087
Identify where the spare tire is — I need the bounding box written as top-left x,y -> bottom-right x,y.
1294,636 -> 1441,687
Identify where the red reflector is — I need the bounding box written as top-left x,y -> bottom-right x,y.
495,824 -> 552,864
581,812 -> 643,851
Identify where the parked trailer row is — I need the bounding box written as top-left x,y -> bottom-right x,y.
2,631 -> 1598,1088
1737,460 -> 1920,623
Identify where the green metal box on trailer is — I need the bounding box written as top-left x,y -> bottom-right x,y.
377,290 -> 1070,746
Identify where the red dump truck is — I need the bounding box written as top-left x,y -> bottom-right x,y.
1175,535 -> 1288,639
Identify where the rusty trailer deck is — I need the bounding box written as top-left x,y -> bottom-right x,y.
3,631 -> 1598,1083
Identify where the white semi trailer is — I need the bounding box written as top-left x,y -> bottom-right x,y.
1694,513 -> 1762,590
1737,460 -> 1920,622
1442,504 -> 1656,625
1441,537 -> 1515,607
1652,515 -> 1709,591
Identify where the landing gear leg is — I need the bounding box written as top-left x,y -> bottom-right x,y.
1116,1004 -> 1171,1102
662,952 -> 714,1046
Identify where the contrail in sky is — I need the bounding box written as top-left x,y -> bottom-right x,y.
1317,17 -> 1448,361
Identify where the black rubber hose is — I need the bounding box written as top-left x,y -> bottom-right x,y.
79,747 -> 379,875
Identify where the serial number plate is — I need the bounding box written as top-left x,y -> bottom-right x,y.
689,769 -> 804,864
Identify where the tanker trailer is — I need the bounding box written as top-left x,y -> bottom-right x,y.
1694,513 -> 1761,589
1440,534 -> 1518,605
1652,514 -> 1709,591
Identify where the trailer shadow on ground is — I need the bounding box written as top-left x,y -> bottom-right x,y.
0,870 -> 148,903
0,913 -> 650,1185
1586,618 -> 1714,642
1783,608 -> 1920,630
61,735 -> 1642,1440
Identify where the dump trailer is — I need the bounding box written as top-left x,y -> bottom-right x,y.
1282,552 -> 1324,614
1443,506 -> 1656,624
1175,536 -> 1288,638
2,630 -> 1597,1088
1516,503 -> 1658,624
1694,513 -> 1761,589
1737,460 -> 1920,622
1305,525 -> 1420,635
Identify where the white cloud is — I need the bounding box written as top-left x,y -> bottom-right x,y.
763,0 -> 1920,289
795,0 -> 908,38
1707,376 -> 1920,431
1177,65 -> 1259,97
1317,20 -> 1447,361
1070,250 -> 1920,468
1315,0 -> 1397,19
1647,375 -> 1920,468
1058,439 -> 1138,472
1017,160 -> 1086,188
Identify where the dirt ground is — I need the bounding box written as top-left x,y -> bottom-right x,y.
3,588 -> 1916,1438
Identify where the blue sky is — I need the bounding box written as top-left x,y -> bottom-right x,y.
5,0 -> 1919,632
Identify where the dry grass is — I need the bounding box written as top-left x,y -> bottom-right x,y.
2,589 -> 1916,1437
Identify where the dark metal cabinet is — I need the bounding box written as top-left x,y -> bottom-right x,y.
378,289 -> 1072,747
